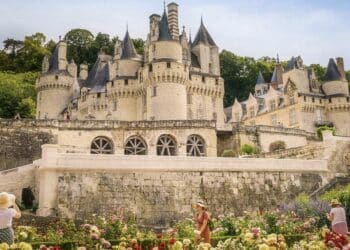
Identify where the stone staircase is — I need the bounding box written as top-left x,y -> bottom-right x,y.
310,175 -> 350,199
259,143 -> 325,160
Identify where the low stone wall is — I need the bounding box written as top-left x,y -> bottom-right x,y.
0,164 -> 37,201
34,145 -> 331,227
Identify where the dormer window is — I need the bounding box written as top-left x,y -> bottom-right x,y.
270,100 -> 276,111
97,93 -> 101,98
124,79 -> 129,86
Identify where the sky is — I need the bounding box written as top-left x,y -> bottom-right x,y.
0,0 -> 349,68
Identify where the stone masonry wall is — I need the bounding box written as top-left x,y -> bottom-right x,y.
55,170 -> 329,227
0,122 -> 56,171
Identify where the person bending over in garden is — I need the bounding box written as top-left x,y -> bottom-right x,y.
194,200 -> 211,244
0,192 -> 21,245
328,199 -> 348,235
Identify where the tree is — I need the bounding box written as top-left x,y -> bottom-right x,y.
3,38 -> 24,56
132,38 -> 145,55
64,29 -> 94,67
45,39 -> 57,53
309,64 -> 326,82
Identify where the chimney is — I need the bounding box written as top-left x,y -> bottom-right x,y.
67,60 -> 77,77
336,57 -> 346,80
167,2 -> 179,40
57,40 -> 68,71
149,14 -> 160,42
79,64 -> 88,80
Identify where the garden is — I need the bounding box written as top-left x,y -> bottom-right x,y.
1,184 -> 350,250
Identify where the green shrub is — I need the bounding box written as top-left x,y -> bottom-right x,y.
221,149 -> 238,157
269,140 -> 286,152
316,126 -> 335,139
240,144 -> 254,155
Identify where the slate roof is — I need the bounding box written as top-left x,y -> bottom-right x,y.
256,71 -> 266,85
324,58 -> 342,82
191,52 -> 200,68
158,9 -> 172,41
121,30 -> 138,59
84,53 -> 112,93
192,18 -> 217,47
271,67 -> 278,83
48,46 -> 59,72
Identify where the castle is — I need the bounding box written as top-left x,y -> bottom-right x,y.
35,2 -> 350,158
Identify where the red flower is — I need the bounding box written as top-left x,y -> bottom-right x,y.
158,242 -> 165,250
169,238 -> 176,245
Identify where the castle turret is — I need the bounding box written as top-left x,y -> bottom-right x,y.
322,58 -> 349,96
254,71 -> 268,96
35,40 -> 75,119
270,56 -> 283,89
67,59 -> 77,78
191,18 -> 219,75
336,57 -> 346,81
167,2 -> 179,40
180,26 -> 190,64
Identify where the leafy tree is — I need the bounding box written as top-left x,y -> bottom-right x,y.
13,33 -> 49,72
45,39 -> 57,53
92,33 -> 115,56
64,29 -> 94,67
17,97 -> 36,118
3,38 -> 24,56
309,64 -> 326,82
132,38 -> 145,55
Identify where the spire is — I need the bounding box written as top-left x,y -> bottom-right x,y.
276,54 -> 280,64
256,71 -> 265,85
192,18 -> 217,47
158,8 -> 172,41
188,30 -> 192,47
324,58 -> 342,82
120,29 -> 138,59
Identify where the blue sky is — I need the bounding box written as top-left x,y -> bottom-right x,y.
1,0 -> 349,68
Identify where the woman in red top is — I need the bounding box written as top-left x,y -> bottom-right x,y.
194,201 -> 210,244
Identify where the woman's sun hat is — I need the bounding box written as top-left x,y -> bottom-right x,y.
196,200 -> 206,208
0,192 -> 10,209
330,199 -> 341,206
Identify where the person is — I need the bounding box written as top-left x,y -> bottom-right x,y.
194,200 -> 211,244
328,199 -> 348,235
0,192 -> 21,245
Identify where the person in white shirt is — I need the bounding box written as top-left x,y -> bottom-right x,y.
0,192 -> 21,245
328,199 -> 348,235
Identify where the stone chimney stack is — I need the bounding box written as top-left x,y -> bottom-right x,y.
79,64 -> 88,80
42,55 -> 49,73
149,14 -> 160,42
67,60 -> 77,78
167,2 -> 179,40
57,40 -> 68,71
336,57 -> 346,80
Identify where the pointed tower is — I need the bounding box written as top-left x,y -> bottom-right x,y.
35,40 -> 75,119
322,58 -> 349,96
158,8 -> 172,41
117,29 -> 142,77
270,56 -> 284,89
254,71 -> 268,96
191,18 -> 220,75
180,26 -> 190,64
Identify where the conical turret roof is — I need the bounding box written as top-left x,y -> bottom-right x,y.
158,9 -> 172,41
324,58 -> 342,82
256,71 -> 265,85
192,18 -> 217,47
120,30 -> 138,59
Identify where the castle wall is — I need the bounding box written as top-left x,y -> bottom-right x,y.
35,145 -> 331,227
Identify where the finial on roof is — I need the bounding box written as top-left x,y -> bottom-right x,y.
163,0 -> 166,9
126,21 -> 128,31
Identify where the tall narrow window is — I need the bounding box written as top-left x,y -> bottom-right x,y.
124,79 -> 129,86
202,76 -> 205,83
187,94 -> 192,104
271,114 -> 277,126
270,100 -> 276,111
152,86 -> 157,97
166,62 -> 171,68
149,64 -> 153,72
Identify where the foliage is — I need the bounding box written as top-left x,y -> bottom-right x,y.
221,149 -> 238,157
175,218 -> 195,238
240,144 -> 256,155
321,183 -> 350,224
269,140 -> 286,152
316,126 -> 336,139
309,64 -> 326,82
0,71 -> 38,118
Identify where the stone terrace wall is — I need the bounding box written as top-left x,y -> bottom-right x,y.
0,120 -> 56,170
36,145 -> 332,228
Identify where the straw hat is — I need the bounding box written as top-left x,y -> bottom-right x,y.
0,192 -> 10,209
196,200 -> 206,208
330,199 -> 341,206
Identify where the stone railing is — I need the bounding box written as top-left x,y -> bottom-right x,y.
0,119 -> 216,130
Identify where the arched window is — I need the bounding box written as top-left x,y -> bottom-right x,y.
90,136 -> 114,154
156,135 -> 177,156
186,135 -> 206,156
124,136 -> 147,155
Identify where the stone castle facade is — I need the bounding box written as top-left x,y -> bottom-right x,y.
35,2 -> 350,157
227,56 -> 350,136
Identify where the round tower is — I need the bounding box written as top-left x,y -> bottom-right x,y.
146,8 -> 187,120
36,40 -> 76,119
322,58 -> 349,96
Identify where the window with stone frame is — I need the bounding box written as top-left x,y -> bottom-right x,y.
156,135 -> 177,156
187,94 -> 192,104
213,112 -> 217,120
270,100 -> 276,111
186,135 -> 206,156
152,86 -> 157,97
113,101 -> 117,111
124,136 -> 147,155
249,106 -> 255,118
289,108 -> 297,125
289,96 -> 295,105
90,137 -> 114,154
271,114 -> 277,126
315,109 -> 322,122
